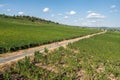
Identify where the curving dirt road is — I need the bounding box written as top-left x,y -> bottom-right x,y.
0,31 -> 106,65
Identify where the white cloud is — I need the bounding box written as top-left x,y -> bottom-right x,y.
111,5 -> 116,9
86,12 -> 105,19
58,13 -> 62,16
51,14 -> 55,17
110,5 -> 118,13
0,4 -> 4,7
18,11 -> 24,15
110,9 -> 118,13
6,9 -> 11,12
90,20 -> 97,23
64,16 -> 68,19
82,22 -> 90,26
82,20 -> 97,26
43,8 -> 49,12
80,18 -> 84,20
78,18 -> 84,20
87,10 -> 93,13
74,20 -> 78,22
67,10 -> 76,15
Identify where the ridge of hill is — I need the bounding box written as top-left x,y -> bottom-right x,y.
0,14 -> 59,24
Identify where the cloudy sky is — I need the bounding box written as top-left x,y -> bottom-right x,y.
0,0 -> 120,27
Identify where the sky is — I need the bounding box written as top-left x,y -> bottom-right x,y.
0,0 -> 120,27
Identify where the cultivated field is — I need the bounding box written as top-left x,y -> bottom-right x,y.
1,32 -> 119,80
0,15 -> 100,53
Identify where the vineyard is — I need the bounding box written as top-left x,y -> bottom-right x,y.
0,15 -> 100,54
0,32 -> 120,80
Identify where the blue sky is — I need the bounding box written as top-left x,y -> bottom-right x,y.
0,0 -> 120,27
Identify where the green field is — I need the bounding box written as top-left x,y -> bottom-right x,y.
0,15 -> 100,53
1,32 -> 120,80
67,32 -> 120,79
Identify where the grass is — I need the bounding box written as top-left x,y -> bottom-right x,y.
0,32 -> 120,80
67,32 -> 120,79
0,16 -> 100,53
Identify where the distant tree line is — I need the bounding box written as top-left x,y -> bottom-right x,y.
0,14 -> 59,24
108,28 -> 120,32
94,27 -> 120,32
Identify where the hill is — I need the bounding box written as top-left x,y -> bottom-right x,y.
0,14 -> 100,53
0,14 -> 58,24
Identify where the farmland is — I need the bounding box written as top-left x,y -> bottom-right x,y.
0,32 -> 120,80
0,15 -> 100,53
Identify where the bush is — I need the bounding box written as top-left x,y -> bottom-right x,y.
0,47 -> 6,54
44,47 -> 48,53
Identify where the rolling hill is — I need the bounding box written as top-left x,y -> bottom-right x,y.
0,14 -> 100,53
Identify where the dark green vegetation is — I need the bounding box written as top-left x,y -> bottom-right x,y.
0,14 -> 57,24
0,14 -> 100,53
1,32 -> 120,80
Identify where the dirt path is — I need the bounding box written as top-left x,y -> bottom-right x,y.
0,31 -> 106,65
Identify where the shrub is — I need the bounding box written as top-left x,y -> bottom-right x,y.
44,47 -> 48,53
